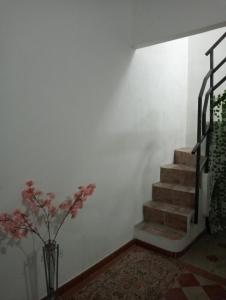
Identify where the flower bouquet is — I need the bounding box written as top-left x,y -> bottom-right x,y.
0,180 -> 96,299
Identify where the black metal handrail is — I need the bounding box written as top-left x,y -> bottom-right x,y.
192,125 -> 210,154
192,30 -> 226,224
205,32 -> 226,56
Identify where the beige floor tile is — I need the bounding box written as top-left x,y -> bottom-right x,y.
193,274 -> 218,286
183,286 -> 210,300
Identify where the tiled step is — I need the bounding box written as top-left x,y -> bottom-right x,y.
134,220 -> 206,254
143,201 -> 194,232
174,148 -> 196,167
134,221 -> 186,241
152,182 -> 195,208
133,145 -> 205,254
160,164 -> 196,186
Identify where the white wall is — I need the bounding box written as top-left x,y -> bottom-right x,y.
132,0 -> 226,48
0,1 -> 188,299
186,27 -> 226,147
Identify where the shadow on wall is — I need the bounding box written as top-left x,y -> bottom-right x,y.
23,248 -> 39,300
0,233 -> 40,300
91,125 -> 163,211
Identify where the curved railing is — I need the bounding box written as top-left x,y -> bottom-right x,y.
192,31 -> 226,224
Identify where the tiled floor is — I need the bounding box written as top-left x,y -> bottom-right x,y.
165,272 -> 226,300
62,234 -> 226,300
165,232 -> 226,299
180,232 -> 226,279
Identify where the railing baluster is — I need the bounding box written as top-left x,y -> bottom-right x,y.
210,51 -> 214,129
194,147 -> 201,223
194,92 -> 203,224
205,51 -> 214,173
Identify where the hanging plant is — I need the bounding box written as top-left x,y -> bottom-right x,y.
209,90 -> 226,233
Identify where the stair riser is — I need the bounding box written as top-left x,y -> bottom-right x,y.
165,213 -> 188,232
152,186 -> 195,208
143,206 -> 188,232
174,151 -> 196,167
160,168 -> 195,186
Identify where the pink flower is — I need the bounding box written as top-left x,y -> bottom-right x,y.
0,213 -> 10,223
78,201 -> 83,209
49,206 -> 58,217
71,207 -> 78,218
34,190 -> 43,196
0,181 -> 96,242
27,187 -> 35,194
42,199 -> 52,208
29,201 -> 40,213
13,209 -> 23,215
20,229 -> 29,238
26,180 -> 34,187
0,209 -> 32,240
47,192 -> 55,199
59,199 -> 73,211
22,190 -> 33,201
74,184 -> 96,201
13,209 -> 26,224
85,184 -> 96,196
74,190 -> 85,202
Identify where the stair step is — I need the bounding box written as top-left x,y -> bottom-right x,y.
174,148 -> 196,167
135,221 -> 186,241
133,146 -> 204,254
152,182 -> 195,208
143,201 -> 194,232
144,201 -> 194,216
160,163 -> 196,186
134,220 -> 205,254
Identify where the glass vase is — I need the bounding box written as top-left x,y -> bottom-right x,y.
43,240 -> 59,300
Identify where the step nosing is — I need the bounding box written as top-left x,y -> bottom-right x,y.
153,182 -> 195,193
175,147 -> 193,152
144,201 -> 194,216
161,164 -> 196,172
135,221 -> 186,240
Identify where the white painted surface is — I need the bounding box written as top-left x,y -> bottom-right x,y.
186,27 -> 226,147
132,0 -> 226,48
0,1 -> 188,299
201,173 -> 211,217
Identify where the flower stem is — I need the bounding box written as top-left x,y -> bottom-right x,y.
33,195 -> 51,240
53,199 -> 79,241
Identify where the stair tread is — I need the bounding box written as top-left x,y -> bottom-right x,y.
153,182 -> 195,194
175,147 -> 193,154
175,148 -> 205,159
144,200 -> 194,217
161,163 -> 196,172
135,221 -> 186,240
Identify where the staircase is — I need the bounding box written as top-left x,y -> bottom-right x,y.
134,148 -> 205,255
134,31 -> 226,254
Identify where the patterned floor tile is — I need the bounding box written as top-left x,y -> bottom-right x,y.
194,274 -> 219,286
177,273 -> 200,287
164,288 -> 187,300
165,272 -> 226,300
203,285 -> 226,300
183,286 -> 210,300
180,233 -> 226,279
